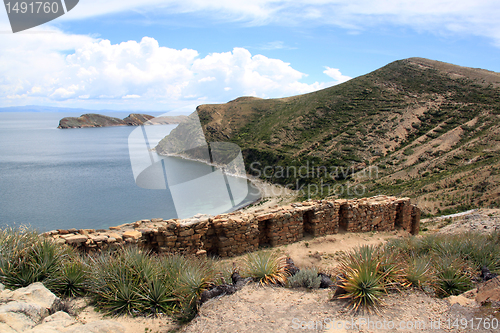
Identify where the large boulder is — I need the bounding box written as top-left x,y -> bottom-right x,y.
476,276 -> 500,307
0,283 -> 125,333
10,282 -> 59,312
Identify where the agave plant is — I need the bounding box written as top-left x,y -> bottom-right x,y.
432,255 -> 472,297
403,256 -> 433,289
243,250 -> 288,286
52,260 -> 88,298
1,236 -> 72,289
335,245 -> 389,312
174,258 -> 216,321
138,277 -> 176,316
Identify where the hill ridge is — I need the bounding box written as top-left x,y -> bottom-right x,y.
156,57 -> 500,215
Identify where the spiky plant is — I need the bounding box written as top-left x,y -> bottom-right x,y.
403,257 -> 433,289
174,259 -> 216,321
53,260 -> 88,298
243,250 -> 288,286
378,251 -> 404,289
0,236 -> 72,289
435,267 -> 472,297
87,251 -> 144,315
335,245 -> 388,312
336,260 -> 387,312
287,268 -> 321,289
138,277 -> 176,316
432,255 -> 472,297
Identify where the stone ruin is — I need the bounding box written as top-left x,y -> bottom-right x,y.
42,195 -> 420,257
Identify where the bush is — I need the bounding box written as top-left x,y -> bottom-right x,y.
403,257 -> 433,289
335,245 -> 389,312
288,268 -> 321,289
0,227 -> 77,292
243,250 -> 288,286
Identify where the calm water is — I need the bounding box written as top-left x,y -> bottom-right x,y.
0,112 -> 258,232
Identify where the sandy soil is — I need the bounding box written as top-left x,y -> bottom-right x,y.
241,176 -> 298,214
184,284 -> 497,333
70,298 -> 181,333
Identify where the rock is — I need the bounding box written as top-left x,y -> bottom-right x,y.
285,257 -> 300,276
196,250 -> 207,256
25,311 -> 79,333
0,283 -> 4,292
480,266 -> 498,281
0,323 -> 17,333
0,283 -> 124,333
231,271 -> 252,290
199,284 -> 237,305
0,301 -> 46,323
11,282 -> 59,311
476,276 -> 500,306
62,235 -> 88,245
179,229 -> 194,237
122,230 -> 142,240
448,295 -> 476,306
65,320 -> 126,333
0,310 -> 37,332
318,273 -> 334,288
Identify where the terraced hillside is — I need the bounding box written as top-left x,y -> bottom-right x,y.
157,58 -> 500,216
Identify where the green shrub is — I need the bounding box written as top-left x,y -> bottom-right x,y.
174,258 -> 216,321
243,250 -> 288,286
0,227 -> 75,290
335,245 -> 389,312
52,259 -> 88,297
288,268 -> 321,289
403,257 -> 433,289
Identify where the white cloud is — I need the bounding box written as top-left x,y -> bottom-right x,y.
323,67 -> 352,84
54,0 -> 500,47
0,34 -> 330,109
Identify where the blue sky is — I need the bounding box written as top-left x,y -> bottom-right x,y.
1,0 -> 499,112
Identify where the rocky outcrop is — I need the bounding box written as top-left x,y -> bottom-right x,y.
0,282 -> 125,333
43,195 -> 420,258
58,113 -> 186,129
476,276 -> 500,307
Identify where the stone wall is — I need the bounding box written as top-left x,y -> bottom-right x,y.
42,195 -> 420,257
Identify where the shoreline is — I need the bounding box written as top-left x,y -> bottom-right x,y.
155,150 -> 298,215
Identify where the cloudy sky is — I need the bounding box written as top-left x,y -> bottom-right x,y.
1,0 -> 499,111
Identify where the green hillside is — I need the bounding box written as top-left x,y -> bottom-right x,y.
157,58 -> 500,216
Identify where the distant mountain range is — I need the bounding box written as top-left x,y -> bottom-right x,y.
0,105 -> 168,113
157,57 -> 500,216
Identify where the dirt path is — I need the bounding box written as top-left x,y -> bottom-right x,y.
183,284 -> 497,333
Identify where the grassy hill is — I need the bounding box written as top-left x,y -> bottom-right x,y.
157,57 -> 500,216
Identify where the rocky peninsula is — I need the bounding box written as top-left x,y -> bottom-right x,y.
57,113 -> 187,128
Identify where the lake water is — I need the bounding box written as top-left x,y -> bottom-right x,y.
0,112 -> 259,232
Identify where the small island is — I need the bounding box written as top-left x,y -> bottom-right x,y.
57,113 -> 187,129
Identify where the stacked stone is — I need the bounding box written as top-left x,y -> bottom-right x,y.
411,206 -> 421,235
211,213 -> 259,257
296,200 -> 340,236
395,198 -> 413,230
42,195 -> 421,257
42,228 -> 127,251
337,196 -> 413,233
257,207 -> 305,247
